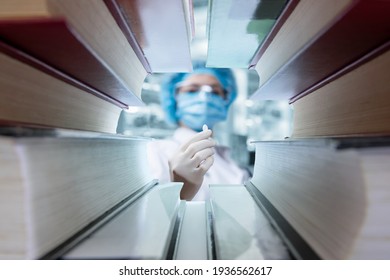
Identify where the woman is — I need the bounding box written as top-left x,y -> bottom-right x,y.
147,62 -> 250,200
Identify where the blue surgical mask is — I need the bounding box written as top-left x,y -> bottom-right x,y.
175,91 -> 228,132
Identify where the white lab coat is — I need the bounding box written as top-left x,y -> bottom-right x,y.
147,127 -> 250,201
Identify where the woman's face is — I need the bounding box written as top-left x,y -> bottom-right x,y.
174,73 -> 229,131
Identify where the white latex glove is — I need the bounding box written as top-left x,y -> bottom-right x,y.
168,128 -> 215,200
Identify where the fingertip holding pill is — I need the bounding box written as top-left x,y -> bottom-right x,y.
202,124 -> 208,131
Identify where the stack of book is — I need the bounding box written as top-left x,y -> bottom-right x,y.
206,0 -> 390,259
249,0 -> 390,259
0,0 -> 193,259
0,127 -> 156,259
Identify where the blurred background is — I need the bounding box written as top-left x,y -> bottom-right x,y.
116,0 -> 294,170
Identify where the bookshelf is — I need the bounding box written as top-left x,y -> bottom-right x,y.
1,0 -> 389,260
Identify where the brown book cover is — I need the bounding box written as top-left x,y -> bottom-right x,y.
252,0 -> 390,102
0,18 -> 144,108
292,47 -> 390,138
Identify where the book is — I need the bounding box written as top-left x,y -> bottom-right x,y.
291,47 -> 390,138
0,19 -> 142,108
251,0 -> 390,101
0,127 -> 155,259
250,138 -> 390,259
63,183 -> 184,260
0,0 -> 148,104
249,0 -> 299,68
174,201 -> 208,260
206,0 -> 289,68
104,0 -> 193,73
0,51 -> 122,133
208,184 -> 290,260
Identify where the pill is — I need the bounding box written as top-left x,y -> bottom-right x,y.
202,124 -> 208,131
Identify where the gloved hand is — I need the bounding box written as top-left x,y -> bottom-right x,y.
168,129 -> 215,200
